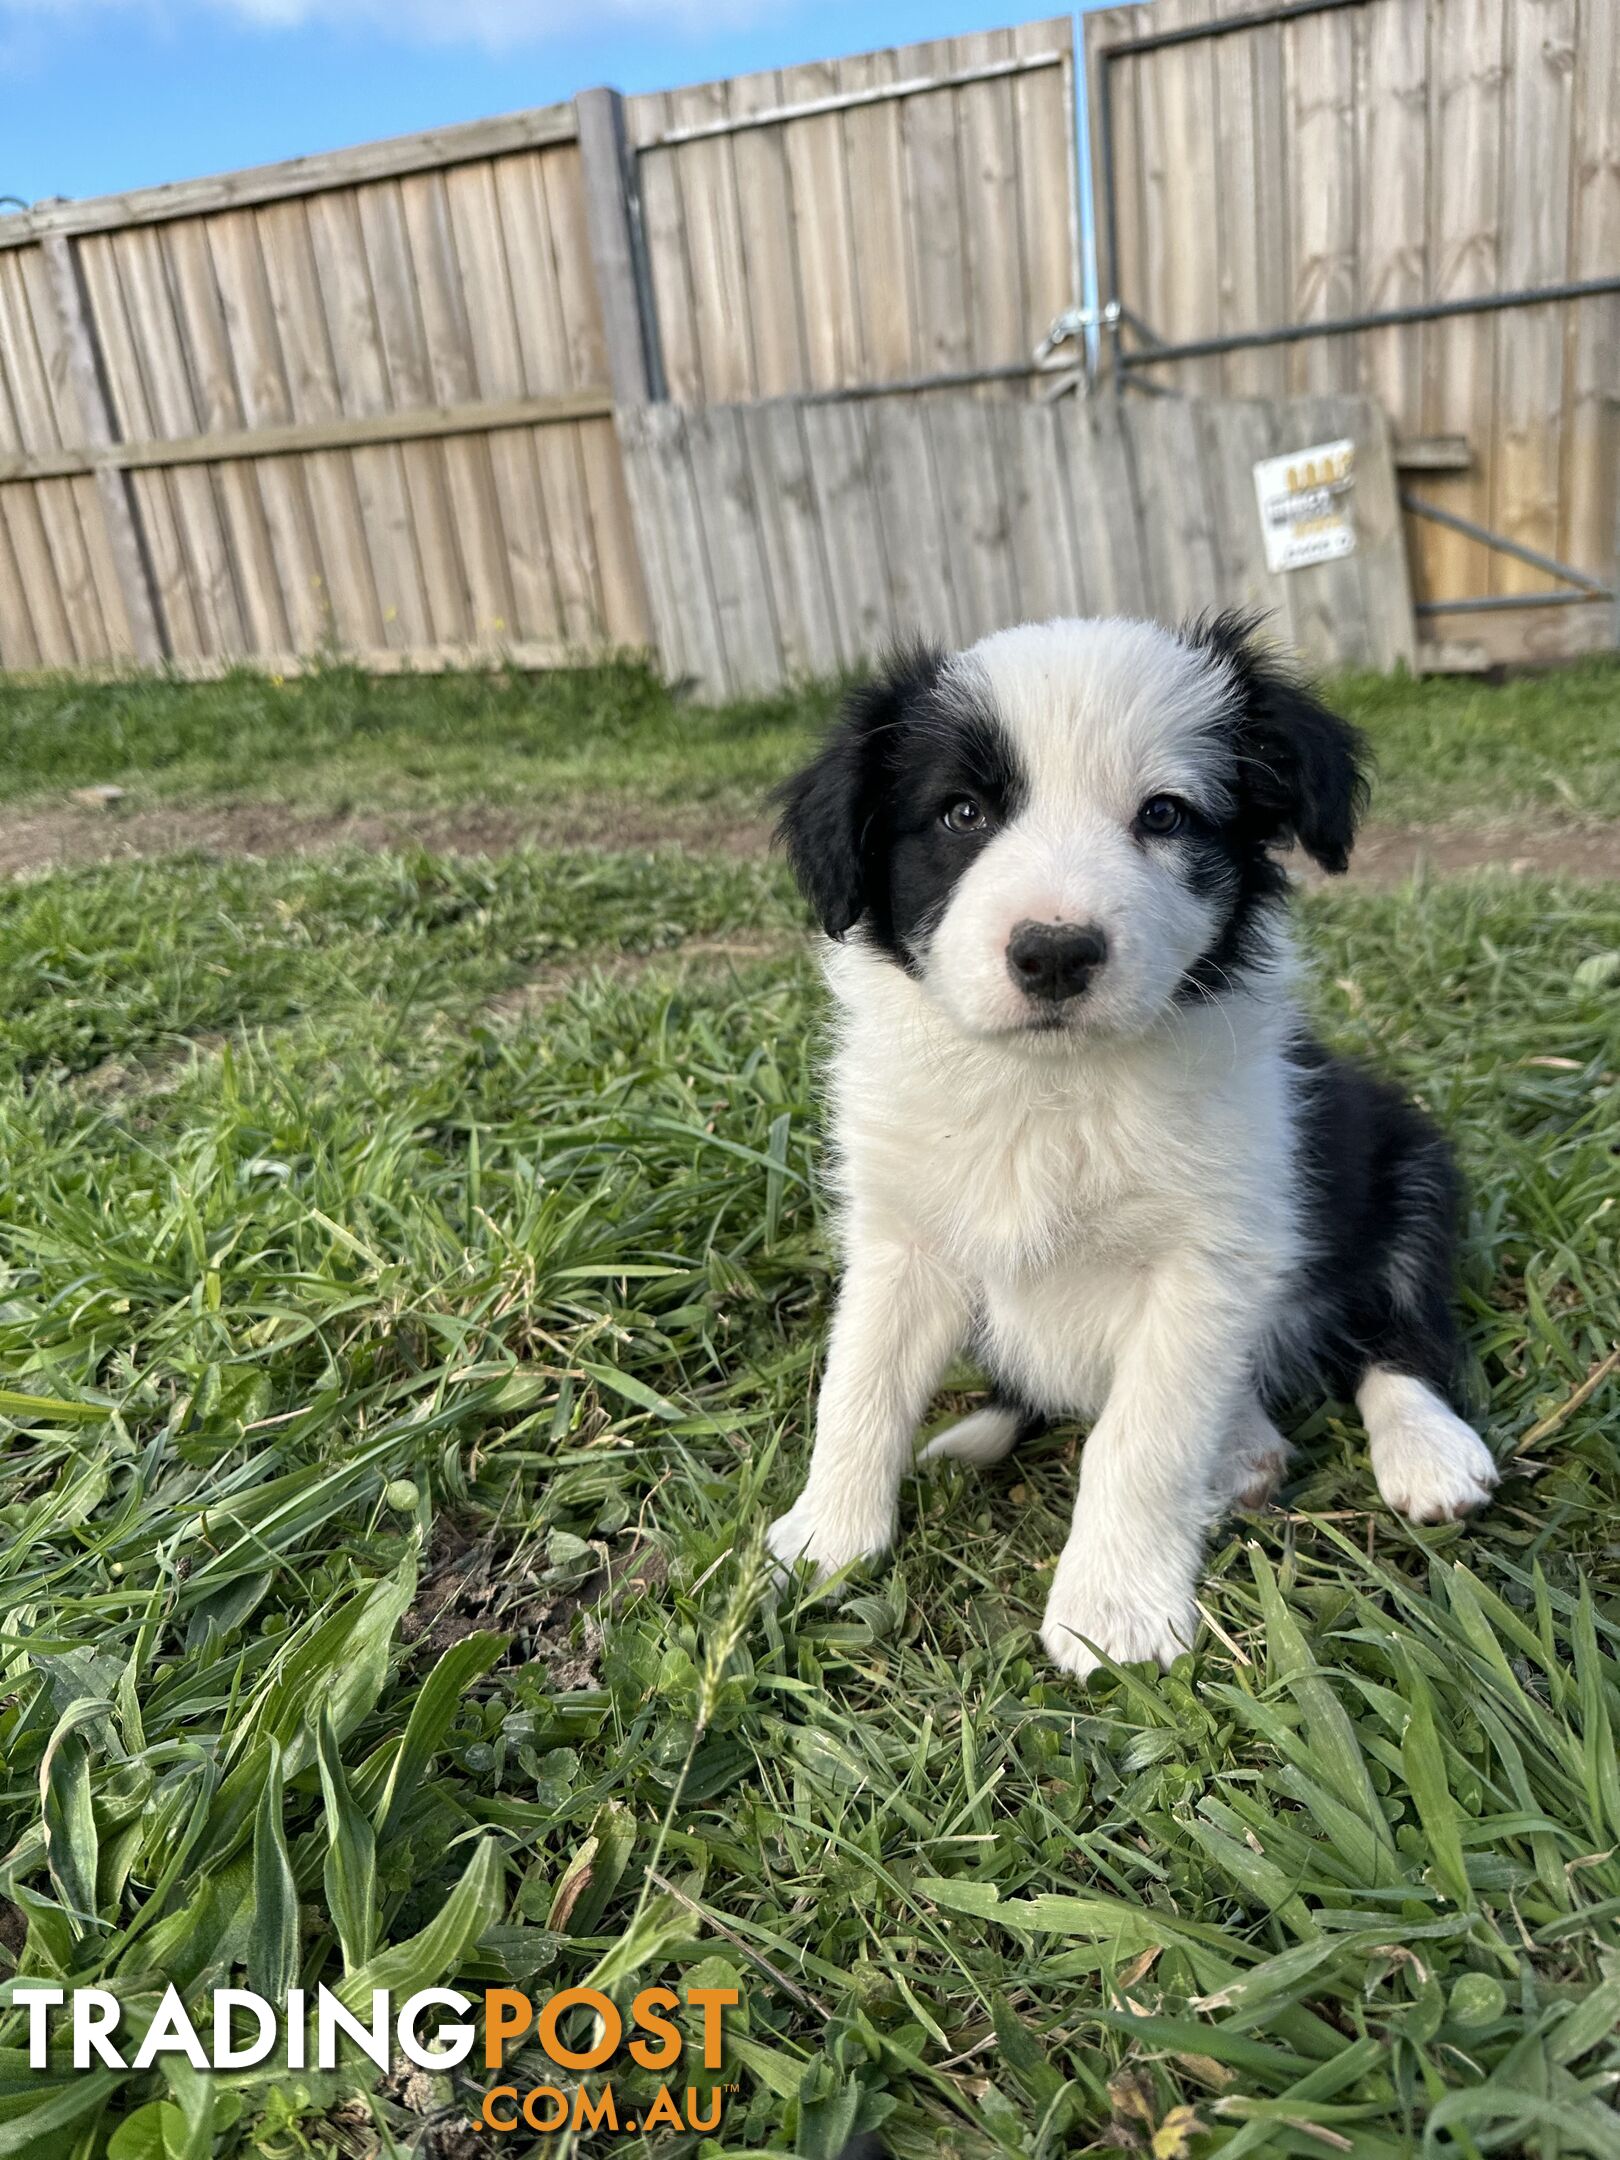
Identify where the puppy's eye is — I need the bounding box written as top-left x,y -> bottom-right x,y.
942,798 -> 988,836
1137,794 -> 1187,837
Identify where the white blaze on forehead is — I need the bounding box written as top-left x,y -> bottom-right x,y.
949,617 -> 1234,821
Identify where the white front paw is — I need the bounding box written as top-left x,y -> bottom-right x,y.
1372,1407 -> 1498,1524
1040,1543 -> 1197,1680
765,1488 -> 893,1588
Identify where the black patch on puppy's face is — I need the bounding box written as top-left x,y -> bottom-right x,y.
774,648 -> 1025,968
1176,612 -> 1369,999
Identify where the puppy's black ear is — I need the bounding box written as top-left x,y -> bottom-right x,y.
773,646 -> 942,936
1188,611 -> 1369,873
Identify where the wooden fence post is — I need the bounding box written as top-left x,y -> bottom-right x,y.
40,232 -> 167,666
576,87 -> 665,409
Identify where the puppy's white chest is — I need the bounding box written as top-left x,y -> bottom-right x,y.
956,1114 -> 1157,1412
884,1080 -> 1124,1279
979,1256 -> 1137,1416
840,1038 -> 1268,1418
952,1103 -> 1093,1256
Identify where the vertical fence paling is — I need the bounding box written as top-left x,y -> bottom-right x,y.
39,234 -> 165,663
0,237 -> 125,669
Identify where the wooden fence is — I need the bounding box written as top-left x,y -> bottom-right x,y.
623,20 -> 1078,404
0,107 -> 645,674
620,389 -> 1416,694
6,3 -> 1612,691
1084,0 -> 1620,664
0,17 -> 1080,679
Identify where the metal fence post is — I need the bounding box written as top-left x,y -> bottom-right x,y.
576,88 -> 666,410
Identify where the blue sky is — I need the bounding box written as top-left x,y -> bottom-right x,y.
1,1 -> 1101,211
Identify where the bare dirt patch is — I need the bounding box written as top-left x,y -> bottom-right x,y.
0,798 -> 773,879
401,1515 -> 669,1691
1294,822 -> 1620,888
482,931 -> 796,1022
4,792 -> 1618,886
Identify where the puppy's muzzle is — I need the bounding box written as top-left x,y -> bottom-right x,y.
1005,919 -> 1109,1003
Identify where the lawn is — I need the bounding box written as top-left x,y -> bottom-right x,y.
0,653 -> 1617,833
1,668 -> 1619,2159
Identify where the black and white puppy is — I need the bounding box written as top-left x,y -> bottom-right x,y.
768,614 -> 1497,1680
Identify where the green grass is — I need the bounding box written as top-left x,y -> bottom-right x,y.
0,661 -> 837,830
2,844 -> 1619,2157
0,846 -> 793,1082
1,652 -> 1617,832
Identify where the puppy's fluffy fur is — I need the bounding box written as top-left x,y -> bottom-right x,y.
768,614 -> 1497,1679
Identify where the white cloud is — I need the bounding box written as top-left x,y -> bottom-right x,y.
209,0 -> 770,37
0,0 -> 775,52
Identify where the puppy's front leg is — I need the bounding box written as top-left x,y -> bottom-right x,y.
1042,1260 -> 1253,1680
768,1237 -> 967,1582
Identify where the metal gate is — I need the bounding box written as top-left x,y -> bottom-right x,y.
1079,0 -> 1620,661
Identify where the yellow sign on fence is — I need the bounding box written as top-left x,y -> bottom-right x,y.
1253,438 -> 1358,574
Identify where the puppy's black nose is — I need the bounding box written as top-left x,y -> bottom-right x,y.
1006,920 -> 1108,1001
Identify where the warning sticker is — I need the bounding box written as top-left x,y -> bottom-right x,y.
1253,438 -> 1357,574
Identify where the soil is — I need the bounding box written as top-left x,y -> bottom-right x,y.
5,793 -> 1618,885
401,1513 -> 669,1689
0,798 -> 774,879
480,931 -> 796,1020
1294,821 -> 1620,888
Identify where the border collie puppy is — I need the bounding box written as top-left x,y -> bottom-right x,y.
767,614 -> 1497,1679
